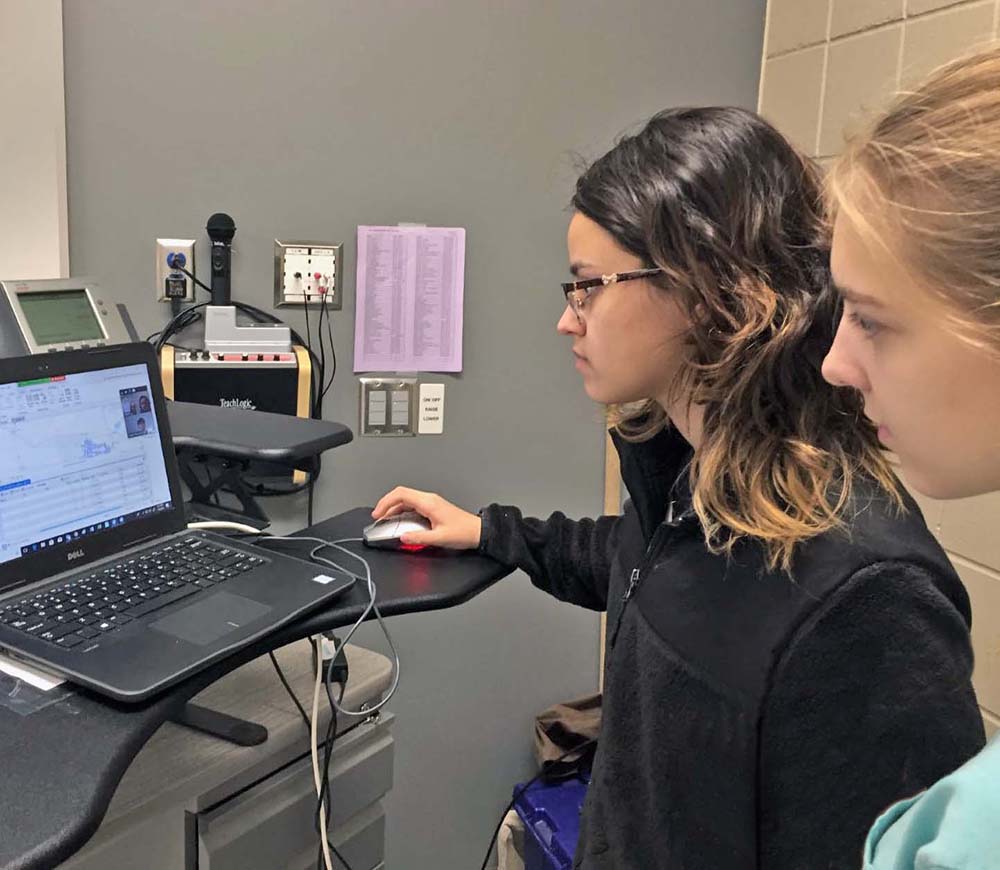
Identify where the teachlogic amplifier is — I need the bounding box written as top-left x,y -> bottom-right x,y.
160,345 -> 313,485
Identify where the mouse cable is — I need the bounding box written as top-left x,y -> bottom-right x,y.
255,535 -> 400,719
187,523 -> 398,717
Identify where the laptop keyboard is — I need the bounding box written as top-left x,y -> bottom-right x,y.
0,537 -> 267,651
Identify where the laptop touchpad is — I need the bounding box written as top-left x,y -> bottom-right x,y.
151,592 -> 272,646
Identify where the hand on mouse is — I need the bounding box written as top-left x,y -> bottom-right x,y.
372,487 -> 482,549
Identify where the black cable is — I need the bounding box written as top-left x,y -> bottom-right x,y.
252,479 -> 314,497
268,650 -> 310,732
303,294 -> 324,418
317,671 -> 352,870
172,263 -> 213,297
315,691 -> 338,870
150,302 -> 209,352
320,292 -> 337,401
478,739 -> 598,870
265,633 -> 351,870
147,304 -> 203,345
316,294 -> 327,412
301,293 -> 324,432
307,478 -> 315,528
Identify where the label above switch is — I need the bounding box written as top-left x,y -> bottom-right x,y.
418,383 -> 444,434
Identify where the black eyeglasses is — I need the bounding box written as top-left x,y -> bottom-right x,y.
561,268 -> 665,321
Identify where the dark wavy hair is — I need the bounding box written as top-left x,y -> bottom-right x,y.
573,106 -> 899,570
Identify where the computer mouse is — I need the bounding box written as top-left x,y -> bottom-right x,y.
362,510 -> 434,550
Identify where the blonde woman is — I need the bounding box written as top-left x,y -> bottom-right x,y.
824,46 -> 1000,869
375,107 -> 984,868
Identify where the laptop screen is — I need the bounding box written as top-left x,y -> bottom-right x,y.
0,362 -> 174,566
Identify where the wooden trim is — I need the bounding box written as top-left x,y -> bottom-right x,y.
293,345 -> 312,418
160,345 -> 175,399
292,345 -> 312,485
600,429 -> 622,689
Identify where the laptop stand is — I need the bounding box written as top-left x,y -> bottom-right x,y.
165,400 -> 354,742
167,400 -> 353,527
173,703 -> 269,745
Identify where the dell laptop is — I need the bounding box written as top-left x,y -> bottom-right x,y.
0,343 -> 353,701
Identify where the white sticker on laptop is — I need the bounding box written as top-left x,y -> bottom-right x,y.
312,574 -> 339,585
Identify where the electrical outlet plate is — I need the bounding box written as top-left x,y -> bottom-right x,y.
358,377 -> 417,436
274,239 -> 343,309
155,238 -> 196,303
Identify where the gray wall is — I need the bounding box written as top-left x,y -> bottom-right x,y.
62,2 -> 764,866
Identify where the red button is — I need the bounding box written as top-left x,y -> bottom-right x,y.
223,353 -> 241,361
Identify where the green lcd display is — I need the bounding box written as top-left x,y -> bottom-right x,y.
17,289 -> 104,345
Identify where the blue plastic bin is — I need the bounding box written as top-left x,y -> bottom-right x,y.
513,776 -> 589,870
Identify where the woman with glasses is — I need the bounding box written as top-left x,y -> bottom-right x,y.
373,107 -> 984,868
820,46 -> 1000,869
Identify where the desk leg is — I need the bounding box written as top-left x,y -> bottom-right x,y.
173,702 -> 268,746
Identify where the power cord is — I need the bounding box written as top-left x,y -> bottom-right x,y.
268,649 -> 310,731
187,520 -> 263,535
188,524 -> 400,718
190,522 -> 366,869
256,535 -> 400,718
311,635 -> 337,870
170,262 -> 213,298
478,739 -> 597,870
313,637 -> 353,870
320,289 -> 337,402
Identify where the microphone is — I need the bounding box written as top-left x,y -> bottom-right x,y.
206,212 -> 236,306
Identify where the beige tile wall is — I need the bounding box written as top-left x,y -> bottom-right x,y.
758,0 -> 1000,738
759,0 -> 1000,157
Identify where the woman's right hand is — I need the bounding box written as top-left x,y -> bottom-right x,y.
371,486 -> 483,550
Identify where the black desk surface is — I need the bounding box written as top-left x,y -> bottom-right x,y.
0,508 -> 510,870
168,400 -> 353,463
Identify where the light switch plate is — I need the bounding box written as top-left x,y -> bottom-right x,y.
359,377 -> 417,436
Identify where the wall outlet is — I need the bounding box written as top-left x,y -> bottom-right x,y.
155,238 -> 196,303
274,240 -> 343,309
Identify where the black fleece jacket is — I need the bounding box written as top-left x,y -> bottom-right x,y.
479,426 -> 985,870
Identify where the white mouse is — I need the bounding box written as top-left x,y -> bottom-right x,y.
362,510 -> 433,550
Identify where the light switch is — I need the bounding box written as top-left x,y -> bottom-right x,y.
391,390 -> 410,426
368,390 -> 387,427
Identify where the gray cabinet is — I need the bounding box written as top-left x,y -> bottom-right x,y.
60,644 -> 394,870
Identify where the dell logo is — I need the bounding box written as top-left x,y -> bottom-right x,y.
67,549 -> 85,561
220,398 -> 257,410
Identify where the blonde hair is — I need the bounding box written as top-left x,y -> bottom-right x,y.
575,108 -> 900,572
827,43 -> 1000,355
